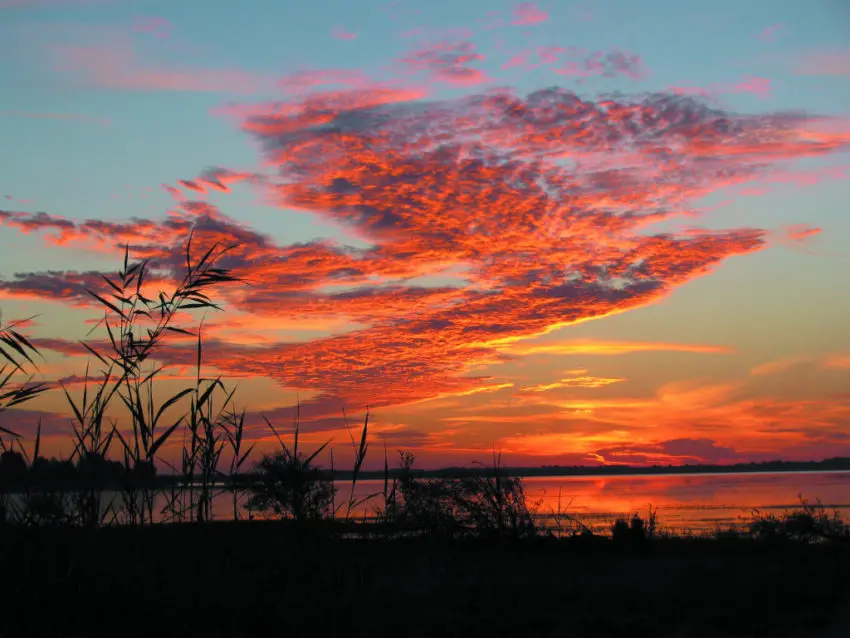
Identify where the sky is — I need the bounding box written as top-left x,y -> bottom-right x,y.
0,0 -> 849,469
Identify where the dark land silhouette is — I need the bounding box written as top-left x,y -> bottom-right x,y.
3,522 -> 850,638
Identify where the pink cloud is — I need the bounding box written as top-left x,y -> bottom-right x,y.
511,2 -> 549,26
556,50 -> 647,81
399,41 -> 489,86
276,68 -> 370,94
331,27 -> 357,40
501,52 -> 531,70
400,27 -> 425,39
715,164 -> 850,205
131,16 -> 172,38
160,184 -> 186,201
795,48 -> 850,77
731,75 -> 771,98
3,194 -> 33,205
400,26 -> 474,41
538,46 -> 574,64
51,41 -> 274,93
500,46 -> 644,79
670,75 -> 771,99
757,24 -> 782,42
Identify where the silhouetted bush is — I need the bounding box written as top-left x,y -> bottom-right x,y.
453,471 -> 536,539
611,517 -> 631,542
611,512 -> 656,544
747,496 -> 849,543
247,451 -> 336,522
385,451 -> 538,539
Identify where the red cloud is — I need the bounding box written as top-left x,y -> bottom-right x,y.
511,2 -> 549,26
168,168 -> 263,195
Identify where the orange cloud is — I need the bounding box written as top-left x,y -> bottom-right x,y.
520,376 -> 625,392
750,357 -> 809,376
782,225 -> 822,242
488,378 -> 850,463
823,354 -> 850,370
750,353 -> 850,376
3,56 -> 850,430
502,340 -> 732,357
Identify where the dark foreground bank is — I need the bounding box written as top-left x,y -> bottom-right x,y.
3,522 -> 850,638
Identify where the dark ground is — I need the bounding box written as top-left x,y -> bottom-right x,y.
2,522 -> 849,638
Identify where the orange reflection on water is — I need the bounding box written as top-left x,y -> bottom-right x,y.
520,471 -> 850,532
192,471 -> 850,533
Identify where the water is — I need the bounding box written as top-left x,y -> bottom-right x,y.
11,471 -> 850,533
518,470 -> 850,533
315,470 -> 850,533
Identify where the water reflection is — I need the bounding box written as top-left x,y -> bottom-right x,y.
520,471 -> 850,532
31,470 -> 850,533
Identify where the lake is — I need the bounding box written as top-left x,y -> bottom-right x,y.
12,470 -> 850,533
518,470 -> 850,533
160,470 -> 850,533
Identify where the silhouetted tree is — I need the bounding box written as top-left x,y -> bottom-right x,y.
29,457 -> 53,487
0,450 -> 27,489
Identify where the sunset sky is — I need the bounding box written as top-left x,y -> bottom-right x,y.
1,0 -> 849,469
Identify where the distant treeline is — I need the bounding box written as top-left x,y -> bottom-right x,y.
4,451 -> 849,491
4,451 -> 850,490
322,457 -> 850,481
0,451 -> 156,490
